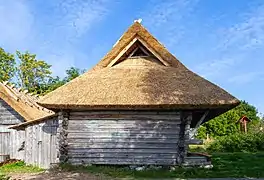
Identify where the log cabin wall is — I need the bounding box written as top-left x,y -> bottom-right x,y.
60,110 -> 192,165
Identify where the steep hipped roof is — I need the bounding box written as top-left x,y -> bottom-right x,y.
0,82 -> 54,121
39,22 -> 239,110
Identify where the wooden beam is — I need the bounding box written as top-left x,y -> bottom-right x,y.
188,139 -> 203,145
107,36 -> 169,67
190,111 -> 209,139
137,37 -> 169,66
107,37 -> 138,67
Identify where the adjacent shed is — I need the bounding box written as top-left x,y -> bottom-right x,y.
0,82 -> 55,166
36,22 -> 240,166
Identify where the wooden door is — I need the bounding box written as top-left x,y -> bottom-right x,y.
0,132 -> 10,162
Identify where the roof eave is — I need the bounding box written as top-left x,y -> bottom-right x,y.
38,101 -> 240,111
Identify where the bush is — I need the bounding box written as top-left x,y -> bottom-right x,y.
207,132 -> 264,152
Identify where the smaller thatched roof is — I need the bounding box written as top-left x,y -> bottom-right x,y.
0,82 -> 54,121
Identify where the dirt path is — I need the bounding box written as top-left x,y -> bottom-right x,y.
9,172 -> 110,180
8,173 -> 264,180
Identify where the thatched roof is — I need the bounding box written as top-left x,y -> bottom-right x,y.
39,22 -> 239,111
0,82 -> 54,121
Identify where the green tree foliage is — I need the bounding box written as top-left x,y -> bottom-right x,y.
40,67 -> 85,95
207,132 -> 264,152
16,51 -> 52,94
64,67 -> 85,82
0,47 -> 85,95
197,101 -> 260,139
0,48 -> 16,82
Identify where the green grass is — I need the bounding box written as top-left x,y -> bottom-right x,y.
0,161 -> 43,174
60,152 -> 264,179
0,174 -> 10,180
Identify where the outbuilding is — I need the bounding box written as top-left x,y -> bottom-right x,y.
9,21 -> 239,168
0,82 -> 54,164
37,22 -> 239,166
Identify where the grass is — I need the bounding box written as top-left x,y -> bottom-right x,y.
0,161 -> 43,174
60,152 -> 264,179
0,174 -> 10,180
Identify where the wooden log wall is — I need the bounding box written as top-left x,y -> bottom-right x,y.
0,98 -> 25,162
62,111 -> 192,165
23,118 -> 58,168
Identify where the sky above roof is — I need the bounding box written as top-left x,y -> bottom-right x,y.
0,0 -> 263,115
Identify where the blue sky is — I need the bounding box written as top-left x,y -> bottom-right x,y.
0,0 -> 264,114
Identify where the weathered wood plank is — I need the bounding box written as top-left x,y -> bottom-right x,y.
66,110 -> 183,165
70,111 -> 180,116
68,148 -> 179,154
67,133 -> 181,139
68,153 -> 176,159
68,143 -> 181,149
68,158 -> 175,165
67,138 -> 180,144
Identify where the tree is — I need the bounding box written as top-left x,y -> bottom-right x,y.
64,67 -> 85,82
40,67 -> 86,95
197,101 -> 260,139
16,51 -> 52,94
0,48 -> 16,82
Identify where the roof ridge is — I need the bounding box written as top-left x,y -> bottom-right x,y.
0,81 -> 52,114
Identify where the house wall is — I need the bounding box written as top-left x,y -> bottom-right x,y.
59,111 -> 191,165
0,98 -> 24,162
23,118 -> 59,168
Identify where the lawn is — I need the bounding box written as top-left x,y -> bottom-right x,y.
0,161 -> 43,180
60,152 -> 264,179
0,153 -> 264,179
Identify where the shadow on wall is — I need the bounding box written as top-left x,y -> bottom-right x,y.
42,119 -> 58,135
0,99 -> 24,125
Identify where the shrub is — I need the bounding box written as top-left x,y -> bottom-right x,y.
207,132 -> 264,152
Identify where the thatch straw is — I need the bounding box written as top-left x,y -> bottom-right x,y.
0,82 -> 54,121
39,56 -> 239,110
39,22 -> 239,110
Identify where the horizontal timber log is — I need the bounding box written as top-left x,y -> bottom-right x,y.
67,134 -> 181,139
68,148 -> 179,154
68,158 -> 176,165
68,153 -> 177,159
68,142 -> 183,149
70,111 -> 180,116
67,138 -> 181,144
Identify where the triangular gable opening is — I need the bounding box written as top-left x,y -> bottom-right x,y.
107,37 -> 169,67
129,45 -> 150,57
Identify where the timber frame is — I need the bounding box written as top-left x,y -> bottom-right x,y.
190,111 -> 209,139
107,36 -> 169,67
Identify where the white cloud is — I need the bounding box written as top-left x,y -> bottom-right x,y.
55,0 -> 112,38
0,0 -> 114,77
142,0 -> 200,47
228,72 -> 264,85
196,57 -> 237,78
195,5 -> 264,80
